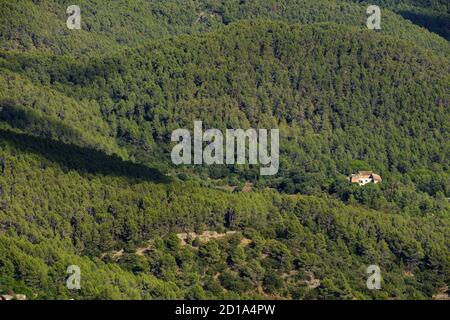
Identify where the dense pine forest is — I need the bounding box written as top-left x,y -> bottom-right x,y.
0,0 -> 448,300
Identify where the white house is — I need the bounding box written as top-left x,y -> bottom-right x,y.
349,171 -> 382,186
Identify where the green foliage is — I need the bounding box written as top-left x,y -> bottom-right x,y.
0,0 -> 448,300
344,0 -> 450,39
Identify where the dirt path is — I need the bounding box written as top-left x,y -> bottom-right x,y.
177,231 -> 238,245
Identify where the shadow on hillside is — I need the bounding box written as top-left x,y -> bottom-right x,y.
397,10 -> 450,40
0,51 -> 120,87
0,129 -> 169,184
0,101 -> 169,184
0,99 -> 86,143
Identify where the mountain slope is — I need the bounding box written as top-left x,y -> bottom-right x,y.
344,0 -> 450,39
0,131 -> 448,299
1,0 -> 448,55
0,1 -> 448,301
0,69 -> 126,157
2,21 -> 447,202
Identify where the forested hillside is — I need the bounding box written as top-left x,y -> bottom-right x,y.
345,0 -> 450,39
1,0 -> 448,55
2,21 -> 448,213
0,0 -> 448,300
0,132 -> 448,299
